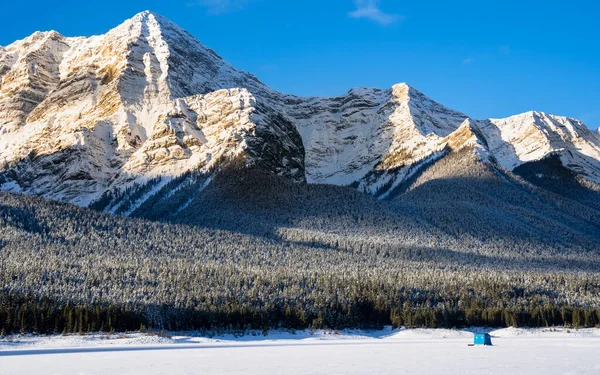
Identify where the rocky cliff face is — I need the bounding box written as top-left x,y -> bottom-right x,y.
0,12 -> 303,206
0,11 -> 599,210
283,84 -> 488,197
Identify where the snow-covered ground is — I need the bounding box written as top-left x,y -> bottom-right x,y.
1,327 -> 599,374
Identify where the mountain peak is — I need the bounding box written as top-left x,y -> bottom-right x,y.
126,10 -> 176,28
1,29 -> 65,51
391,82 -> 411,90
133,10 -> 163,18
109,10 -> 184,41
444,118 -> 489,154
99,10 -> 266,99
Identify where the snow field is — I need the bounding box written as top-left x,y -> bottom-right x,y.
1,327 -> 599,374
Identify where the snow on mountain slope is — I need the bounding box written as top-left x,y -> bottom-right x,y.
0,31 -> 71,131
284,83 -> 473,195
0,11 -> 598,210
0,11 -> 301,206
478,111 -> 600,183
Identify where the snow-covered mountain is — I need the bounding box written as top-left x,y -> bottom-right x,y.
1,11 -> 599,210
0,12 -> 302,206
478,112 -> 600,183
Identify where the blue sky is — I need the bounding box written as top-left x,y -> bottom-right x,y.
1,0 -> 598,129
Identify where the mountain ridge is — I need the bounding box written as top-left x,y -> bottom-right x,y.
0,11 -> 599,211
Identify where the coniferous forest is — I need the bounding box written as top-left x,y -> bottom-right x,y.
1,152 -> 600,335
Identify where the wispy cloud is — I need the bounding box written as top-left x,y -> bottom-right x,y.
349,0 -> 402,26
189,0 -> 255,15
463,58 -> 474,65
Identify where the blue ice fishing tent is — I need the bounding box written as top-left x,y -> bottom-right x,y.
473,333 -> 492,346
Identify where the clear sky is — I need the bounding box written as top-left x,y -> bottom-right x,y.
1,0 -> 598,129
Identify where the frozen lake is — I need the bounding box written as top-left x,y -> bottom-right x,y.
1,328 -> 599,374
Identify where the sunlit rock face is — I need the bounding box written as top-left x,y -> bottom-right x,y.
1,11 -> 599,210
